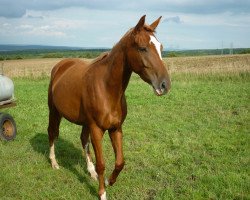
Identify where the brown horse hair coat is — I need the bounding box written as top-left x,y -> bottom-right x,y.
48,15 -> 171,200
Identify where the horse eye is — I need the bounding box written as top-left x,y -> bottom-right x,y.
138,47 -> 147,52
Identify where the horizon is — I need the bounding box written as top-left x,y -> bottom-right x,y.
1,44 -> 249,52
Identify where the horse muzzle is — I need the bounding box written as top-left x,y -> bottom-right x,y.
152,79 -> 171,96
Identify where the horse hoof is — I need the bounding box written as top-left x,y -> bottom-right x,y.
51,162 -> 60,169
108,178 -> 116,186
90,171 -> 98,181
100,191 -> 107,200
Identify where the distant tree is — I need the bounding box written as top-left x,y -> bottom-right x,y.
167,52 -> 178,57
239,49 -> 250,54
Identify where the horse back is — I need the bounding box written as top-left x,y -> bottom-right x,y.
50,59 -> 85,84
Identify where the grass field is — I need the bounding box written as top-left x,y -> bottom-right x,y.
0,55 -> 249,199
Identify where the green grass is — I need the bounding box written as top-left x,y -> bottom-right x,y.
0,73 -> 249,200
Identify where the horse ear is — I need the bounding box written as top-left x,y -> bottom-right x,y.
150,16 -> 162,31
134,15 -> 146,33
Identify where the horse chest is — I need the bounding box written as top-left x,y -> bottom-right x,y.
86,97 -> 124,130
97,106 -> 123,130
84,83 -> 127,130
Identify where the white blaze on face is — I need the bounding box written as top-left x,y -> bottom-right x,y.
150,35 -> 162,60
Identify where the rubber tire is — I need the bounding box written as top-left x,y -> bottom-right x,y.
0,113 -> 17,141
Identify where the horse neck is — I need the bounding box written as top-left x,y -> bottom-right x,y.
104,41 -> 132,97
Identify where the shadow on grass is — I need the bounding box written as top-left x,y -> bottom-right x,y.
30,133 -> 97,197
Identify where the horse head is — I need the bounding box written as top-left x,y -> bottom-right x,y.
126,15 -> 171,96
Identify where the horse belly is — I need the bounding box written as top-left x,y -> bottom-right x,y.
53,83 -> 84,123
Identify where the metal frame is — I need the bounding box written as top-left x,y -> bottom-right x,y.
0,99 -> 16,109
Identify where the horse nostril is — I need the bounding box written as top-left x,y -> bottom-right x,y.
161,81 -> 166,89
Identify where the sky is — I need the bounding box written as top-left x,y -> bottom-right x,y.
0,0 -> 250,50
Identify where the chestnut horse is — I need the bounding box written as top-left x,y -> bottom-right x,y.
48,15 -> 171,200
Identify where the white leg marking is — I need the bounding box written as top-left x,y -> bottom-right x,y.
100,191 -> 107,200
85,143 -> 98,180
49,143 -> 59,169
105,178 -> 109,186
86,155 -> 98,180
150,35 -> 162,60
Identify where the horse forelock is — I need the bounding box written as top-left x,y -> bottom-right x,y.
133,27 -> 155,47
143,24 -> 155,33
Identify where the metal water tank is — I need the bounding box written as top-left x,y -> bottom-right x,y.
0,75 -> 14,101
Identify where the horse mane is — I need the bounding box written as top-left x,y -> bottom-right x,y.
90,51 -> 110,65
90,24 -> 154,66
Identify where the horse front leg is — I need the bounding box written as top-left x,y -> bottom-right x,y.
108,128 -> 125,186
90,125 -> 106,200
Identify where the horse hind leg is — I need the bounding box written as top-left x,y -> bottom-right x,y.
81,126 -> 98,180
49,142 -> 59,169
48,104 -> 61,169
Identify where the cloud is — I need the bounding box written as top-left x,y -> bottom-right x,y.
151,0 -> 250,14
0,0 -> 250,18
26,15 -> 44,20
163,16 -> 182,24
27,26 -> 66,37
0,0 -> 66,18
0,0 -> 26,18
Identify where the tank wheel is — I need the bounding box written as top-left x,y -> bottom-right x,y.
0,113 -> 17,141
